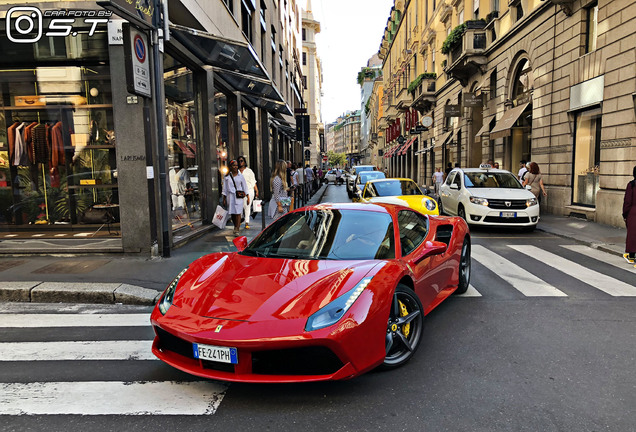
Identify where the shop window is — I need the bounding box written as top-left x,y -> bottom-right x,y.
489,68 -> 497,99
585,2 -> 598,53
242,1 -> 254,43
573,108 -> 601,206
302,52 -> 307,65
164,54 -> 202,233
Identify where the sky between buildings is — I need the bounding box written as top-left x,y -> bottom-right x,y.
313,0 -> 393,124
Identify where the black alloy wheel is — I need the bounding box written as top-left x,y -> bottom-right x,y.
454,237 -> 471,294
382,284 -> 424,370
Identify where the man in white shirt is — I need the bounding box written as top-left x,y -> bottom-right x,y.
432,167 -> 444,195
304,164 -> 314,196
518,159 -> 528,181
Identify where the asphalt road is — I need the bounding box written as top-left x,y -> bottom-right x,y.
1,183 -> 635,431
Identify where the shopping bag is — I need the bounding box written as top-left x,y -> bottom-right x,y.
252,199 -> 263,213
212,205 -> 229,229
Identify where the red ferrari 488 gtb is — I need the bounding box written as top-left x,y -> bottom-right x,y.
151,203 -> 470,383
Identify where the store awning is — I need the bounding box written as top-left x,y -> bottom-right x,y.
490,103 -> 530,140
474,117 -> 492,140
399,137 -> 416,155
433,131 -> 453,151
385,145 -> 399,158
171,25 -> 292,115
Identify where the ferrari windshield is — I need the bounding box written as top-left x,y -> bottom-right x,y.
463,172 -> 522,188
242,209 -> 395,260
368,180 -> 423,196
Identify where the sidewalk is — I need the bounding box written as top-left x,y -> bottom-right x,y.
0,185 -> 628,305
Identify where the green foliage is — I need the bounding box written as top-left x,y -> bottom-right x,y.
357,67 -> 378,86
407,73 -> 437,94
327,151 -> 346,167
441,23 -> 466,55
364,99 -> 371,116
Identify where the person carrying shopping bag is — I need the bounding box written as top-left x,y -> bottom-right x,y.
222,160 -> 250,235
237,155 -> 259,230
268,160 -> 292,219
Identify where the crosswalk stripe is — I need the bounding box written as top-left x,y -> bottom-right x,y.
456,285 -> 482,297
510,245 -> 636,297
472,245 -> 567,297
0,341 -> 155,361
0,314 -> 150,328
0,381 -> 228,415
560,244 -> 636,273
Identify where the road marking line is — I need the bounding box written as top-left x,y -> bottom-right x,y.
472,245 -> 567,297
0,314 -> 150,328
0,341 -> 155,361
0,381 -> 228,415
560,244 -> 636,273
510,245 -> 636,296
456,285 -> 482,297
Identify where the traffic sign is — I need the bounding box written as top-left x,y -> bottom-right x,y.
323,155 -> 328,162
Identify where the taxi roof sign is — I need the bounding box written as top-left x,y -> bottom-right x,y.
479,163 -> 492,170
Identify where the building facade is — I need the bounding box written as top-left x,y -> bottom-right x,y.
358,55 -> 383,165
374,0 -> 635,227
0,0 -> 305,255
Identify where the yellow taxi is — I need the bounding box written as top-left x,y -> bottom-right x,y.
358,178 -> 439,215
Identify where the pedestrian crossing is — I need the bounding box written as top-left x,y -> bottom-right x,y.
0,310 -> 229,416
459,243 -> 636,298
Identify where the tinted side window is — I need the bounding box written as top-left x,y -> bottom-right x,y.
445,172 -> 455,185
453,173 -> 462,188
397,210 -> 429,257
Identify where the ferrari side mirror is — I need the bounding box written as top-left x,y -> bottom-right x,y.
414,240 -> 447,264
233,236 -> 248,251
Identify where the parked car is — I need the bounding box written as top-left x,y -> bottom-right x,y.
438,165 -> 540,230
346,165 -> 376,198
352,171 -> 386,201
324,169 -> 338,184
151,202 -> 470,382
359,178 -> 439,215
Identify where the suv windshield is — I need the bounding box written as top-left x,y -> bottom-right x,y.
242,209 -> 395,260
463,172 -> 522,189
354,166 -> 375,174
370,180 -> 423,196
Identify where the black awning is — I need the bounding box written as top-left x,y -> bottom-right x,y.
215,69 -> 284,103
245,95 -> 293,116
171,25 -> 268,79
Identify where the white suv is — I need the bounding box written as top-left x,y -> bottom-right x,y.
439,166 -> 540,230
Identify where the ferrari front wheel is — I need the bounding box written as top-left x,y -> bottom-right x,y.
382,284 -> 424,370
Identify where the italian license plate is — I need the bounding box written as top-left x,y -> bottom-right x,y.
193,343 -> 238,364
500,212 -> 517,218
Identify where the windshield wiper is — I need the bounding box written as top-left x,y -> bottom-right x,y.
243,249 -> 267,258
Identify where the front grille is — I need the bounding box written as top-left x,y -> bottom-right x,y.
483,216 -> 531,224
202,359 -> 235,373
155,326 -> 194,359
252,346 -> 344,376
487,199 -> 528,210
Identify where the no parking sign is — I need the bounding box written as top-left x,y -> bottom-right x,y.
123,24 -> 151,98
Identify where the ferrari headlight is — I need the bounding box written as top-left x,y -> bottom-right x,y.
423,198 -> 436,211
305,277 -> 373,332
158,267 -> 188,315
469,196 -> 489,206
526,198 -> 538,207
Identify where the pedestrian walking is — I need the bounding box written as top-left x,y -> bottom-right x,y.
237,155 -> 258,230
432,167 -> 444,195
518,159 -> 528,181
622,165 -> 636,265
268,160 -> 292,220
305,164 -> 314,196
222,159 -> 249,235
522,162 -> 547,203
444,162 -> 453,181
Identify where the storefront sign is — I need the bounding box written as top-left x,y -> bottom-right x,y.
123,24 -> 151,98
444,105 -> 462,118
97,0 -> 156,29
570,76 -> 604,111
463,92 -> 483,107
107,19 -> 124,45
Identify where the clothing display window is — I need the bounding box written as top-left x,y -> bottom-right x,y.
164,54 -> 202,232
215,91 -> 229,184
0,63 -> 119,237
573,108 -> 601,207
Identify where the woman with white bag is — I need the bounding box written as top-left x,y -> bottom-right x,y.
237,155 -> 259,230
222,160 -> 249,235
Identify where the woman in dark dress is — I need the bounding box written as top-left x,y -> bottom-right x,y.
623,165 -> 636,265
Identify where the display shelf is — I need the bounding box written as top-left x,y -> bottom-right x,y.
67,184 -> 118,190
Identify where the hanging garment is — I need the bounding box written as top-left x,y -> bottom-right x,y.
50,121 -> 65,167
7,121 -> 18,164
13,122 -> 29,166
32,123 -> 49,164
24,122 -> 38,165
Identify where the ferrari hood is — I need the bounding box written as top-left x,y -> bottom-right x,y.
172,253 -> 381,322
466,188 -> 535,200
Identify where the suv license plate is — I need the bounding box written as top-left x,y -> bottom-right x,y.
193,343 -> 238,364
500,212 -> 517,218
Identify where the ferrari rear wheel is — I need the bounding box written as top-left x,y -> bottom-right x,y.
382,284 -> 424,370
454,237 -> 471,295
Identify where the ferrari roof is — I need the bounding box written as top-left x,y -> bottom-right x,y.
300,202 -> 403,214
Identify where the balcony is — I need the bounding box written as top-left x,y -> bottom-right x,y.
410,77 -> 436,113
443,23 -> 488,86
385,103 -> 398,121
395,87 -> 413,112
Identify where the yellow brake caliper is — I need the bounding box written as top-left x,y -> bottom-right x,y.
398,300 -> 410,337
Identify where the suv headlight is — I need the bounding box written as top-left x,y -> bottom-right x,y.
526,198 -> 538,207
423,198 -> 436,211
158,268 -> 188,315
305,277 -> 372,331
469,197 -> 489,206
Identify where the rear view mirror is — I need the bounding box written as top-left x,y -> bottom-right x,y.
414,240 -> 447,264
233,236 -> 248,251
450,184 -> 459,190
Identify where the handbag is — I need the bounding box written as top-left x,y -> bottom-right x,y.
212,205 -> 229,229
80,206 -> 116,224
252,199 -> 263,213
229,174 -> 246,199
